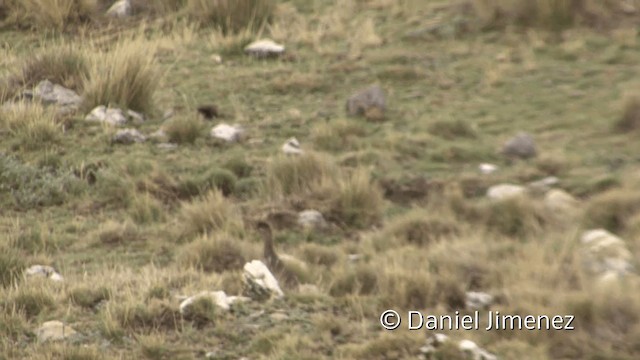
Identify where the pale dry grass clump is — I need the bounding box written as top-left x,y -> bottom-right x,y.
329,168 -> 384,229
583,188 -> 640,233
179,188 -> 243,238
311,118 -> 366,152
186,0 -> 275,34
1,0 -> 98,31
382,208 -> 460,247
265,152 -> 339,198
265,154 -> 383,228
82,39 -> 159,114
0,102 -> 61,150
178,233 -> 249,273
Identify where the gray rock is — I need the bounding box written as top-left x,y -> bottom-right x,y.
113,128 -> 146,144
346,84 -> 386,117
32,80 -> 81,115
245,39 -> 285,58
25,265 -> 63,282
36,321 -> 78,343
297,210 -> 326,229
502,132 -> 537,159
85,106 -> 127,126
486,183 -> 527,200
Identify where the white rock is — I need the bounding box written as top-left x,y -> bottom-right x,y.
33,80 -> 81,108
465,291 -> 494,310
478,163 -> 498,175
580,229 -> 635,278
85,106 -> 127,126
25,265 -> 63,282
179,291 -> 249,313
243,260 -> 284,299
486,183 -> 527,200
282,137 -> 303,155
113,128 -> 146,144
36,321 -> 77,343
245,39 -> 285,58
106,0 -> 131,18
297,209 -> 326,229
211,123 -> 243,142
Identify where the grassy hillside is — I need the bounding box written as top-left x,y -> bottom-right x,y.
1,0 -> 640,359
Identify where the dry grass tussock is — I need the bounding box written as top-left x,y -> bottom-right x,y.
470,0 -> 639,30
0,102 -> 62,150
82,38 -> 159,113
186,0 -> 275,34
0,0 -> 98,31
264,153 -> 384,228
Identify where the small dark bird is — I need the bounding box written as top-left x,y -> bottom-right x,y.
255,221 -> 298,286
197,104 -> 219,120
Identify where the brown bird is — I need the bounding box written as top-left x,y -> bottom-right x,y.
196,104 -> 219,120
255,221 -> 303,287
